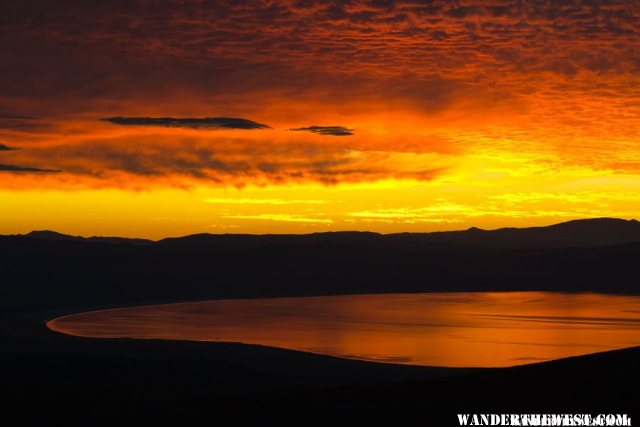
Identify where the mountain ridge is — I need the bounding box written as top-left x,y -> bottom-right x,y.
3,217 -> 640,315
11,217 -> 640,249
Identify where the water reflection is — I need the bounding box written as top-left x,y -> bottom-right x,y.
47,292 -> 640,367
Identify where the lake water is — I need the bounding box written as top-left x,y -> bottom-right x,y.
47,292 -> 640,367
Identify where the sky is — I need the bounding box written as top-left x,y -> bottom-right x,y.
1,0 -> 639,238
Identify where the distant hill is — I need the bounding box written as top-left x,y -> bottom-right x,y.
157,231 -> 382,248
17,218 -> 640,250
384,217 -> 640,249
24,230 -> 152,246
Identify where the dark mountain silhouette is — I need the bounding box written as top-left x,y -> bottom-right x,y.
24,230 -> 152,246
2,217 -> 640,316
25,230 -> 80,241
20,218 -> 640,250
385,217 -> 640,249
158,230 -> 382,248
159,217 -> 640,249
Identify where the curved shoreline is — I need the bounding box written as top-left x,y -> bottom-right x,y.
45,291 -> 640,369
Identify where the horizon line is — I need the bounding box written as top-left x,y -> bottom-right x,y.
4,217 -> 638,242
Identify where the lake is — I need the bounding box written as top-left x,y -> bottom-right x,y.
47,292 -> 640,367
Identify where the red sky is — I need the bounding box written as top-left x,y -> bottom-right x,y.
1,1 -> 639,237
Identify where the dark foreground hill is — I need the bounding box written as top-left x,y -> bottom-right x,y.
2,334 -> 639,426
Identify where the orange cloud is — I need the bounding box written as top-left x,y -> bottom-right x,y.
1,0 -> 640,235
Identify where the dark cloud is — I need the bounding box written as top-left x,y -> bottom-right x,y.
4,0 -> 637,121
0,164 -> 60,173
7,135 -> 445,188
290,126 -> 354,136
1,0 -> 639,186
0,115 -> 39,120
0,143 -> 18,151
3,1 -> 639,85
0,115 -> 44,131
101,117 -> 271,130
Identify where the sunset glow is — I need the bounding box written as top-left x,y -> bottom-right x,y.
2,1 -> 640,237
47,292 -> 640,367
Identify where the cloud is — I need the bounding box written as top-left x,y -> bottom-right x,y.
204,198 -> 329,205
0,115 -> 39,120
0,164 -> 60,173
224,213 -> 333,223
290,126 -> 354,136
0,133 -> 446,188
0,136 -> 58,174
2,0 -> 639,189
0,115 -> 44,131
101,117 -> 271,130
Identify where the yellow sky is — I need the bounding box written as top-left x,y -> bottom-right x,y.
3,158 -> 639,239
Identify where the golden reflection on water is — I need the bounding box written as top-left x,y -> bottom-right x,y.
47,292 -> 640,367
